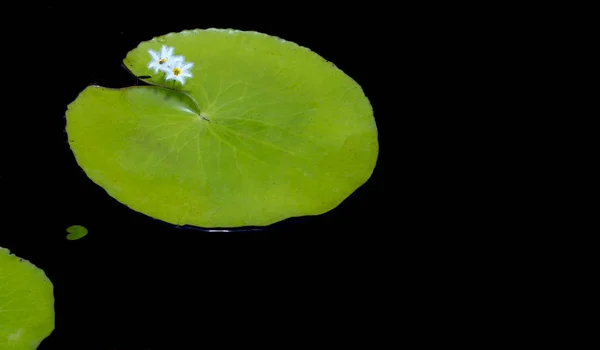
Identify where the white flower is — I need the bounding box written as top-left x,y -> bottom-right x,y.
161,60 -> 194,85
147,45 -> 183,74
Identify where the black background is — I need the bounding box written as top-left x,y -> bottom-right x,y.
2,5 -> 390,349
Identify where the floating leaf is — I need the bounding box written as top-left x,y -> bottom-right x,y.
0,247 -> 55,349
66,225 -> 88,240
66,28 -> 378,228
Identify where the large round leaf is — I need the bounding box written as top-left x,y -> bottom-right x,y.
66,28 -> 378,228
0,247 -> 54,349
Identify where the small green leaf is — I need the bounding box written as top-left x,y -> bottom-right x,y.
0,247 -> 55,349
66,29 -> 378,228
66,225 -> 88,240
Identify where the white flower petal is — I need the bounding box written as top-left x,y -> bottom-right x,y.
166,69 -> 177,79
148,50 -> 160,61
181,62 -> 194,71
175,76 -> 186,85
160,45 -> 169,58
164,57 -> 182,69
148,61 -> 161,73
165,46 -> 174,59
171,55 -> 185,64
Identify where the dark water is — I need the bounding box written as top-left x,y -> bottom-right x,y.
3,7 -> 389,349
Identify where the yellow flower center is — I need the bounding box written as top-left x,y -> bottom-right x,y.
158,58 -> 167,64
173,67 -> 181,76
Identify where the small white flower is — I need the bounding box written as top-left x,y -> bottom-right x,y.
147,45 -> 183,73
161,60 -> 194,85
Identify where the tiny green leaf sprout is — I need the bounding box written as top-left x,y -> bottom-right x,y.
148,45 -> 194,85
66,225 -> 88,240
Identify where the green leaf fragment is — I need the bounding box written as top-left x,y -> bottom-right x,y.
66,225 -> 88,240
0,247 -> 55,349
66,28 -> 378,228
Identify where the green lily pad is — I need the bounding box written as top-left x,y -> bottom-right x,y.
0,247 -> 55,349
66,28 -> 378,228
66,225 -> 88,240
